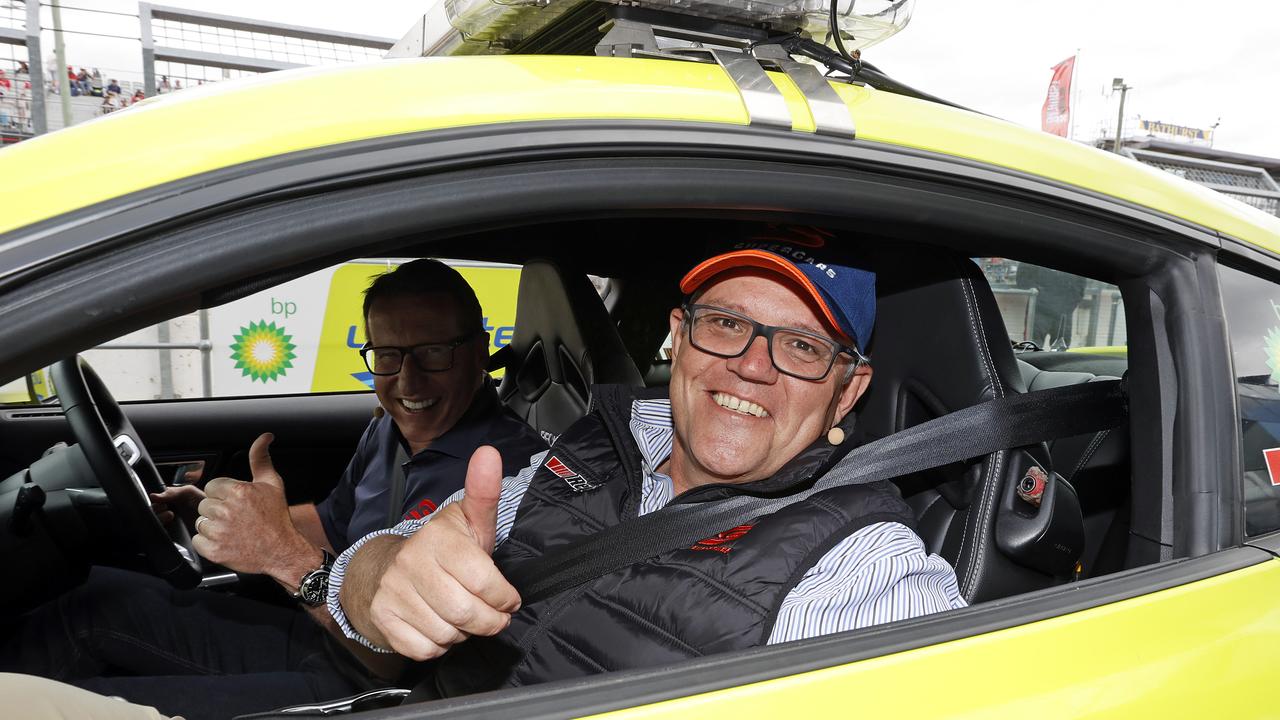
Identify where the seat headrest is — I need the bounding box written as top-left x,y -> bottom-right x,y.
497,259 -> 644,439
857,254 -> 1025,440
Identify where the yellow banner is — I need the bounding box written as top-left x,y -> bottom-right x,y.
310,263 -> 521,392
1139,119 -> 1214,143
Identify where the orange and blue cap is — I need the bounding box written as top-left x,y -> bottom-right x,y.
680,242 -> 875,353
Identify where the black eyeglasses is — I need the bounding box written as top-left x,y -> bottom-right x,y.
359,333 -> 479,376
682,304 -> 864,381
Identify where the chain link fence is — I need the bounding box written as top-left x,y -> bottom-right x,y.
139,3 -> 392,98
1126,147 -> 1280,217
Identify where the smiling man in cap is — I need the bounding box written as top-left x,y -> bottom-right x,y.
332,229 -> 965,696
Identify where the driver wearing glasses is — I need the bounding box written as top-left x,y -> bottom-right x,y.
0,259 -> 547,720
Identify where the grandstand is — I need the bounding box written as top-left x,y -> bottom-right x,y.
0,1 -> 393,143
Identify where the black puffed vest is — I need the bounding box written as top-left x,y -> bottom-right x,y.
429,384 -> 916,696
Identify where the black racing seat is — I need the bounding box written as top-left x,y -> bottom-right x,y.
495,258 -> 644,442
855,253 -> 1086,603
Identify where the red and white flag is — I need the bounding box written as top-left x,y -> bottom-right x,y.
1041,56 -> 1075,137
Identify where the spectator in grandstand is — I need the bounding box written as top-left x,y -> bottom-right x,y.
0,70 -> 10,92
0,88 -> 11,130
90,68 -> 103,97
75,68 -> 89,96
100,93 -> 119,115
173,79 -> 183,91
14,80 -> 30,131
107,78 -> 122,95
131,89 -> 146,105
16,61 -> 28,76
159,75 -> 171,93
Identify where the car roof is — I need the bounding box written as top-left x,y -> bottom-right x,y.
3,55 -> 1279,251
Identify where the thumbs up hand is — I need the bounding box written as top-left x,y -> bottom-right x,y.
458,445 -> 504,553
193,433 -> 320,584
247,432 -> 285,488
362,445 -> 521,661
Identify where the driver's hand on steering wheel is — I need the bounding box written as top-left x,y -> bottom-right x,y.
149,483 -> 205,528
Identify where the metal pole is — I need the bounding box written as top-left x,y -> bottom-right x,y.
50,0 -> 72,129
97,342 -> 213,350
138,2 -> 155,97
1113,83 -> 1128,154
1106,290 -> 1120,345
157,320 -> 174,399
199,308 -> 212,398
1085,285 -> 1101,346
24,0 -> 46,134
1069,49 -> 1079,142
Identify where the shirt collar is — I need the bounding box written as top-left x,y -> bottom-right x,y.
399,378 -> 502,461
630,397 -> 674,474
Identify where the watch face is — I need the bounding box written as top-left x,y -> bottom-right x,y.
300,568 -> 330,606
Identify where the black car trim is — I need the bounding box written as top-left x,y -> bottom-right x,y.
0,119 -> 1226,288
0,156 -> 1210,382
1246,530 -> 1280,555
272,547 -> 1272,719
1219,231 -> 1280,273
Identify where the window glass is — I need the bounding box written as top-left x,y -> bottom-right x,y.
980,259 -> 1126,351
649,259 -> 1127,364
0,376 -> 31,404
17,259 -> 523,403
1219,263 -> 1280,536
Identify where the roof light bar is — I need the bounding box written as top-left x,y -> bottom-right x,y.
389,0 -> 913,58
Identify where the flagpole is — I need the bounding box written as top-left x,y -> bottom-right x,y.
1069,48 -> 1080,141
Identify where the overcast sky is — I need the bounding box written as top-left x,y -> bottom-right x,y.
32,0 -> 1280,158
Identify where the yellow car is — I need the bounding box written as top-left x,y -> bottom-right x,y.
0,1 -> 1278,718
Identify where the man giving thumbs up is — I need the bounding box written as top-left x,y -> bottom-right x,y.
191,434 -> 308,581
0,260 -> 546,720
338,446 -> 522,659
331,239 -> 965,699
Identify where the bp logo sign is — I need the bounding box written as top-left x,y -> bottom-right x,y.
1266,326 -> 1280,388
230,320 -> 298,382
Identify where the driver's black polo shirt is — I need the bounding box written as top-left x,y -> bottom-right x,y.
315,381 -> 546,552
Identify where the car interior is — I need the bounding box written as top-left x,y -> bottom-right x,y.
2,178 -> 1223,717
0,213 -> 1142,607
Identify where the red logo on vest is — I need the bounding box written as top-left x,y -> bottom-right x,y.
546,456 -> 576,479
545,455 -> 597,492
404,498 -> 438,521
691,524 -> 755,554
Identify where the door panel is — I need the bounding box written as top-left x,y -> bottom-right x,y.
0,392 -> 379,504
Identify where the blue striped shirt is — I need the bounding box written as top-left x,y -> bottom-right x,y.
328,398 -> 966,651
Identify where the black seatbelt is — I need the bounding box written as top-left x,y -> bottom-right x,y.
507,379 -> 1127,604
385,444 -> 411,529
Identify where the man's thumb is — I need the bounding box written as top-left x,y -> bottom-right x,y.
248,433 -> 284,488
460,445 -> 503,553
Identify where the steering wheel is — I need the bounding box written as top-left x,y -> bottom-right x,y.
51,356 -> 202,588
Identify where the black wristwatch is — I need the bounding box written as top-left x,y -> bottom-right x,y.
295,549 -> 335,607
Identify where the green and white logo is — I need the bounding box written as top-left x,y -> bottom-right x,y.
230,320 -> 298,382
1266,326 -> 1280,387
